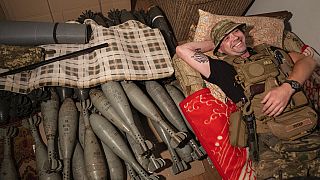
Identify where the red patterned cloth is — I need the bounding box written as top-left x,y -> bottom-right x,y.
179,88 -> 255,180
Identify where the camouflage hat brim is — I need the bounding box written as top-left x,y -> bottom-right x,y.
212,21 -> 246,56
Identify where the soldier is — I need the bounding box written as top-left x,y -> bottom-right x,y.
176,19 -> 320,179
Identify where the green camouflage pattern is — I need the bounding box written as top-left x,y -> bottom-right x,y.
210,19 -> 246,56
0,44 -> 45,70
256,131 -> 320,179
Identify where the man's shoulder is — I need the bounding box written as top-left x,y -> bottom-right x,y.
253,43 -> 284,52
253,43 -> 289,55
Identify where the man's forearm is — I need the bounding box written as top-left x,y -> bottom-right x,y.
288,55 -> 316,85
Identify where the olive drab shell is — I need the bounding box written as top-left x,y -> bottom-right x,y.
0,44 -> 45,70
210,19 -> 246,56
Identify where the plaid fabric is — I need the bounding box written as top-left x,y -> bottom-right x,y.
0,20 -> 173,94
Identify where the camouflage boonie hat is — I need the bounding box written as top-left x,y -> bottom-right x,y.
211,19 -> 246,56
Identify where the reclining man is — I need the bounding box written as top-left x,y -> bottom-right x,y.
177,19 -> 320,179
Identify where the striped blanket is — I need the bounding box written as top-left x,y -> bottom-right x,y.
0,20 -> 174,93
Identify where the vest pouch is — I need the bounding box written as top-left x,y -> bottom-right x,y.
267,106 -> 318,140
250,77 -> 278,122
236,56 -> 279,86
250,78 -> 309,121
290,91 -> 309,107
229,110 -> 248,147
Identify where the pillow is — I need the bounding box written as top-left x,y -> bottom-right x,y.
194,9 -> 285,49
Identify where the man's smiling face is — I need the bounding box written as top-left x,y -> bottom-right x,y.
218,28 -> 248,57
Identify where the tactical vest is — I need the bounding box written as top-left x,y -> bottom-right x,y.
225,44 -> 318,141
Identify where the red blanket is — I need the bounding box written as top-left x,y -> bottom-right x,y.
180,88 -> 255,180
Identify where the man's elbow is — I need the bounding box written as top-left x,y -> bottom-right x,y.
311,57 -> 317,70
302,56 -> 317,75
306,55 -> 317,70
175,45 -> 184,58
291,51 -> 317,69
309,54 -> 320,68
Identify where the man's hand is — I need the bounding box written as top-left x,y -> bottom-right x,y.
261,83 -> 294,117
301,45 -> 315,57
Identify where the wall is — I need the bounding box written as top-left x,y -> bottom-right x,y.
0,4 -> 5,20
246,0 -> 320,53
0,0 -> 131,22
